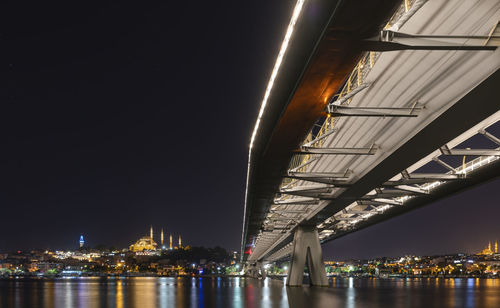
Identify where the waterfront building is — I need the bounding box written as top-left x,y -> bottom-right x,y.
128,226 -> 184,252
478,241 -> 498,255
129,226 -> 158,252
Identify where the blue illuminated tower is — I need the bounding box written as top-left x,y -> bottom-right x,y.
79,235 -> 85,248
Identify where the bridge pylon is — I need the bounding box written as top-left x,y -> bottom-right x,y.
258,262 -> 266,279
245,262 -> 267,279
286,225 -> 328,287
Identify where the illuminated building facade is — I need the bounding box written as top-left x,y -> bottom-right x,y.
129,226 -> 158,252
478,241 -> 498,255
129,226 -> 184,252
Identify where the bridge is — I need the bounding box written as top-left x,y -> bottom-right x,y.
240,0 -> 500,286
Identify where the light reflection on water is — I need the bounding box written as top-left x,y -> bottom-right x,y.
0,277 -> 499,308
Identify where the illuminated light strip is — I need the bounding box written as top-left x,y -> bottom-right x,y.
249,0 -> 306,150
242,0 -> 306,261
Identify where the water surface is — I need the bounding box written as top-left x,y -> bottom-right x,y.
1,277 -> 499,307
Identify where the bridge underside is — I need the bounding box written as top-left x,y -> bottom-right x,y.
242,0 -> 401,259
242,0 -> 500,276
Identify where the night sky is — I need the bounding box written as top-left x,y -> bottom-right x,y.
4,1 -> 500,259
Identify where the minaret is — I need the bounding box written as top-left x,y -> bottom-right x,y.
169,234 -> 173,249
179,235 -> 182,248
161,229 -> 164,246
489,241 -> 492,252
495,241 -> 498,253
150,225 -> 153,245
79,235 -> 84,248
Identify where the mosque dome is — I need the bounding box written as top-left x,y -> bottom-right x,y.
129,227 -> 158,252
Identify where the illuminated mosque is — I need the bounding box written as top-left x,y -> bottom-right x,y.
129,226 -> 183,252
478,241 -> 498,255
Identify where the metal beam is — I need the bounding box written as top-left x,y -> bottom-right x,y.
393,185 -> 428,195
281,191 -> 332,198
383,31 -> 500,41
262,228 -> 290,232
382,178 -> 442,186
282,192 -> 336,200
270,210 -> 306,214
285,176 -> 351,186
365,191 -> 413,198
302,129 -> 337,147
327,106 -> 421,117
287,170 -> 351,179
440,147 -> 500,156
297,146 -> 377,155
357,199 -> 402,206
289,157 -> 318,173
432,157 -> 456,172
280,184 -> 333,193
267,217 -> 297,221
405,173 -> 465,180
479,130 -> 500,145
328,83 -> 370,106
281,180 -> 298,190
280,186 -> 333,197
274,198 -> 319,205
344,209 -> 373,214
363,30 -> 498,51
333,216 -> 360,221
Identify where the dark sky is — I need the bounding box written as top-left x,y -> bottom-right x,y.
3,0 -> 294,252
3,1 -> 499,258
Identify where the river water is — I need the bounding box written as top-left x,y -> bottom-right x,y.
1,277 -> 499,308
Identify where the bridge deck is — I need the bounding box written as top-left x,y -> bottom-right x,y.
243,0 -> 500,263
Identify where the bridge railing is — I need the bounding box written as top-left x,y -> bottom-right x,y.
280,50 -> 380,192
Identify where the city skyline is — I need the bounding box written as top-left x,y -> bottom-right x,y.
3,1 -> 500,259
3,176 -> 500,260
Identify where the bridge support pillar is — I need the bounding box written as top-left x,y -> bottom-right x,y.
286,225 -> 328,287
245,263 -> 266,279
245,264 -> 256,278
257,262 -> 266,279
